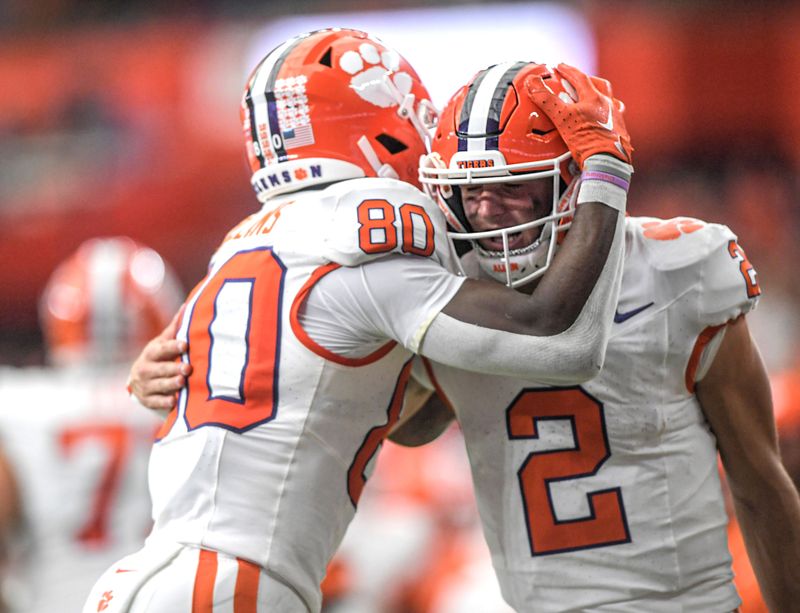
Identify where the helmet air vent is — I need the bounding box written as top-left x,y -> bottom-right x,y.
318,47 -> 333,67
375,133 -> 408,155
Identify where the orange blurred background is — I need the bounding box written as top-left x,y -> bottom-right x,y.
1,2 -> 798,611
2,2 -> 800,370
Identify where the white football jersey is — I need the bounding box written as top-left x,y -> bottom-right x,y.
417,217 -> 760,612
146,177 -> 463,612
0,365 -> 161,613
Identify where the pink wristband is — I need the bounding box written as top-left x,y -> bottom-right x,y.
581,170 -> 630,192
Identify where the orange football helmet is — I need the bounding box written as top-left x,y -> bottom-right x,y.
39,237 -> 183,366
420,62 -> 580,287
242,28 -> 437,203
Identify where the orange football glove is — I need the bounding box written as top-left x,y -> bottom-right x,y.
526,63 -> 633,167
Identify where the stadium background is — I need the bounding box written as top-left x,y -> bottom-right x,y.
1,1 -> 798,611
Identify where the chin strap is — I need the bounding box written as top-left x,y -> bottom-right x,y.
357,135 -> 400,180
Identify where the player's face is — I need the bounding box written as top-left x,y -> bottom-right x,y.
461,180 -> 553,251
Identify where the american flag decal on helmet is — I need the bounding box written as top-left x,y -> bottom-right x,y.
282,125 -> 315,149
275,75 -> 315,150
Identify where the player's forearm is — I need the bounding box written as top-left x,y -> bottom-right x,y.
519,202 -> 617,333
732,467 -> 800,612
502,155 -> 631,338
422,205 -> 624,383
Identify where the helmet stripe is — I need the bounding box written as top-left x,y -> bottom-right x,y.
246,34 -> 308,167
457,67 -> 491,151
457,61 -> 528,152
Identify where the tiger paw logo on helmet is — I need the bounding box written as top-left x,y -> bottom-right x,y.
339,43 -> 412,108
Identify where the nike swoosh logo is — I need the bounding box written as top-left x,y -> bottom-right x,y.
597,100 -> 614,131
614,301 -> 654,324
114,568 -> 136,573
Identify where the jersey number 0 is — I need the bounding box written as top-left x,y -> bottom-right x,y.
178,247 -> 286,433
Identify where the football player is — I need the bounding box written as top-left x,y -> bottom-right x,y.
0,237 -> 182,613
392,61 -> 800,612
98,31 -> 632,612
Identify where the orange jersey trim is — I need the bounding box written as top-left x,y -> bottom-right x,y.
685,324 -> 726,393
347,358 -> 413,506
192,549 -> 218,613
155,407 -> 178,441
290,263 -> 397,366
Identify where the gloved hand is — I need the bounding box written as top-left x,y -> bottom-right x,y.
527,63 -> 633,167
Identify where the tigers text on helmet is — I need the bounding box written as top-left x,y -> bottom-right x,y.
241,28 -> 438,203
39,237 -> 183,367
419,61 -> 580,288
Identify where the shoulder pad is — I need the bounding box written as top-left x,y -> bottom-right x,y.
699,231 -> 761,326
628,216 -> 735,272
626,217 -> 760,327
318,177 -> 457,269
211,179 -> 457,272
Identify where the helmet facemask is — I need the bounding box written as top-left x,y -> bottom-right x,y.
425,150 -> 578,287
419,61 -> 580,288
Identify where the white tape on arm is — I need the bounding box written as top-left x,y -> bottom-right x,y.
577,154 -> 633,214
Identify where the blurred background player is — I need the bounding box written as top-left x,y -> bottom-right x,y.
0,237 -> 183,613
389,61 -> 800,612
104,28 -> 629,612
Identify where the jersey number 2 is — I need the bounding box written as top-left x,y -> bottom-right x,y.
507,388 -> 630,556
728,240 -> 760,299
